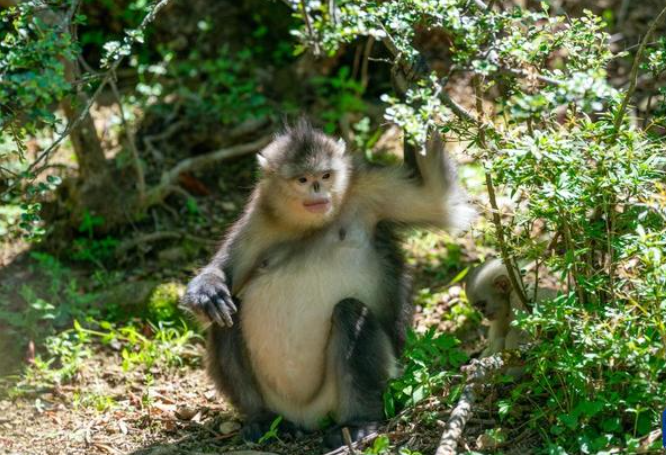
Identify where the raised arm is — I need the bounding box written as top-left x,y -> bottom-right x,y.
356,133 -> 475,231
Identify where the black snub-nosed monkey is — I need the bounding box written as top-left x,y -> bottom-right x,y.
181,119 -> 475,449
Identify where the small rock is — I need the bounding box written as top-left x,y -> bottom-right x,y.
219,420 -> 241,435
204,389 -> 217,401
175,406 -> 198,420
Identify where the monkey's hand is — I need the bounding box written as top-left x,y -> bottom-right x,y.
182,272 -> 237,328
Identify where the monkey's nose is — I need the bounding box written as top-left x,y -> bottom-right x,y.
313,181 -> 321,192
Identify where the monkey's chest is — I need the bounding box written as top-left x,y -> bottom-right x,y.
238,225 -> 383,414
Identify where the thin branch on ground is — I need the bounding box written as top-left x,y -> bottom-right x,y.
227,116 -> 271,140
322,431 -> 379,455
434,355 -> 503,455
143,119 -> 187,161
611,4 -> 666,140
342,427 -> 358,455
145,135 -> 273,206
115,230 -> 218,256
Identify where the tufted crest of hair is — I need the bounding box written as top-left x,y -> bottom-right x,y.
257,119 -> 348,177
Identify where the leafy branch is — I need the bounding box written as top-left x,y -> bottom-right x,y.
2,0 -> 176,197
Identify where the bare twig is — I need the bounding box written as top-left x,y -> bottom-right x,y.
435,356 -> 503,455
61,0 -> 82,31
342,427 -> 358,455
361,36 -> 374,89
143,119 -> 186,161
611,5 -> 666,140
472,0 -> 489,10
227,116 -> 271,140
0,164 -> 19,177
616,0 -> 631,28
145,135 -> 273,206
115,230 -> 217,256
500,67 -> 566,87
378,23 -> 479,125
328,0 -> 339,26
322,431 -> 379,455
483,171 -> 529,307
561,214 -> 586,305
300,0 -> 321,57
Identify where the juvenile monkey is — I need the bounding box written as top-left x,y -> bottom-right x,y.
465,259 -> 555,357
181,120 -> 475,448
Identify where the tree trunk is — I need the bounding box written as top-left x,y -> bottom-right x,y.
61,60 -> 109,182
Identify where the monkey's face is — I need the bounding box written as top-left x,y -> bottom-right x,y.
272,156 -> 350,227
258,126 -> 351,229
465,260 -> 513,321
470,295 -> 511,321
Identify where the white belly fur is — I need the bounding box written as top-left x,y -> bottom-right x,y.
239,224 -> 384,428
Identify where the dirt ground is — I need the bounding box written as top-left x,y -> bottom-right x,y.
2,0 -> 664,453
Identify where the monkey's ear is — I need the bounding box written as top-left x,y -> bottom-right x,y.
256,152 -> 271,171
493,274 -> 512,294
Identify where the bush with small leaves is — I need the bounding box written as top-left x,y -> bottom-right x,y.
289,0 -> 666,452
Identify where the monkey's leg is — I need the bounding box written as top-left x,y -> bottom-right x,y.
208,323 -> 303,441
323,298 -> 395,449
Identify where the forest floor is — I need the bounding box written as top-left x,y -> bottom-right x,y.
2,0 -> 663,452
0,145 -> 527,455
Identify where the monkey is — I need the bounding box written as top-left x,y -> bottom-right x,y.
181,119 -> 475,449
465,258 -> 556,357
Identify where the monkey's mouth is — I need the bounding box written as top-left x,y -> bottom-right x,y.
303,199 -> 331,213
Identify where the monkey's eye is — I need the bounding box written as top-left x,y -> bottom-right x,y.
322,172 -> 331,180
297,176 -> 308,184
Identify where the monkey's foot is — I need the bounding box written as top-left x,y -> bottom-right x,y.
322,422 -> 380,449
240,417 -> 306,442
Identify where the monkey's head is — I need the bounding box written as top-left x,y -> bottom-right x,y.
465,259 -> 513,321
257,120 -> 351,229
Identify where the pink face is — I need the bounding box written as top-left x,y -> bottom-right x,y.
291,171 -> 336,215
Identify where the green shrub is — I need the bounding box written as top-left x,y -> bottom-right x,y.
146,282 -> 185,322
290,1 -> 666,452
